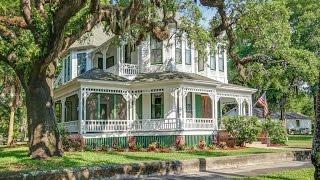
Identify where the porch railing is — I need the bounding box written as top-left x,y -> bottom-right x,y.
183,118 -> 215,129
60,118 -> 216,133
131,118 -> 180,131
84,120 -> 129,133
119,63 -> 139,76
59,120 -> 79,133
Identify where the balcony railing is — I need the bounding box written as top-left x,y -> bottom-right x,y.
105,63 -> 139,77
119,63 -> 139,76
59,118 -> 215,133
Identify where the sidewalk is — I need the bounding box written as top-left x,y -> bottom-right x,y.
142,161 -> 312,179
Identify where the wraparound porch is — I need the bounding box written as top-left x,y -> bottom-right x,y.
55,86 -> 252,134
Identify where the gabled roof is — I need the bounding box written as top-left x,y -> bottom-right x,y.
253,108 -> 311,120
77,68 -> 129,82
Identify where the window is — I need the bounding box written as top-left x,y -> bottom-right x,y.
77,53 -> 87,75
54,101 -> 62,123
185,40 -> 191,65
198,56 -> 204,71
98,57 -> 103,69
218,45 -> 224,72
64,56 -> 71,82
296,120 -> 300,127
150,36 -> 163,64
136,95 -> 143,119
151,93 -> 164,119
65,94 -> 79,122
185,92 -> 192,118
106,56 -> 115,69
125,44 -> 135,64
175,36 -> 182,64
210,50 -> 216,70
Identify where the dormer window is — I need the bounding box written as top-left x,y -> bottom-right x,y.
175,36 -> 182,64
210,50 -> 216,70
150,36 -> 163,65
77,52 -> 87,75
185,40 -> 191,65
218,45 -> 224,72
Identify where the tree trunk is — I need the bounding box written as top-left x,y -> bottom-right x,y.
26,75 -> 63,159
312,73 -> 320,178
7,106 -> 15,146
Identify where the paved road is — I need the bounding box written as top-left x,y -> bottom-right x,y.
133,161 -> 313,180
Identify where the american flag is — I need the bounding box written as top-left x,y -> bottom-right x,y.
257,92 -> 269,117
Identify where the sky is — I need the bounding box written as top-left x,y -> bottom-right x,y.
199,3 -> 216,28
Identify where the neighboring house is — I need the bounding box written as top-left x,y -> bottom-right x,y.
223,107 -> 313,134
252,108 -> 312,134
53,24 -> 257,147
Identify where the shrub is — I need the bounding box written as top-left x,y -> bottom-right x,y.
62,134 -> 85,151
198,140 -> 206,150
175,135 -> 185,150
148,141 -> 158,151
128,136 -> 137,151
262,118 -> 287,145
223,116 -> 261,146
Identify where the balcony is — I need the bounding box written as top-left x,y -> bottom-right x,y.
105,63 -> 139,77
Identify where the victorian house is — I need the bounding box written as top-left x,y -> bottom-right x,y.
54,24 -> 256,147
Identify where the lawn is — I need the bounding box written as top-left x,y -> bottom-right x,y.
245,168 -> 315,180
286,135 -> 313,149
0,146 -> 281,174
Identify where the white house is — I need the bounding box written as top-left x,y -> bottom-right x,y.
53,25 -> 257,148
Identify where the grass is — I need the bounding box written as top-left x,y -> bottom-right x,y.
286,135 -> 313,149
0,146 -> 281,174
244,168 -> 315,180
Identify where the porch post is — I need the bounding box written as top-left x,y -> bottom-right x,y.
83,88 -> 88,134
208,93 -> 216,130
61,98 -> 66,123
248,99 -> 253,116
102,50 -> 107,70
78,88 -> 83,134
215,95 -> 219,130
237,98 -> 242,116
192,92 -> 196,119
